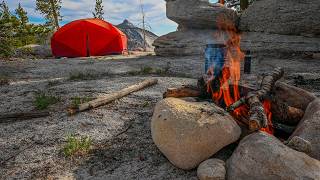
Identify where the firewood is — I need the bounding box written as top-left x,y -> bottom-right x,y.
163,86 -> 202,98
0,111 -> 50,123
68,79 -> 158,115
271,99 -> 304,125
227,67 -> 284,131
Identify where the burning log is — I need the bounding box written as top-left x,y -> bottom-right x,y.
163,86 -> 202,98
68,79 -> 158,115
227,67 -> 284,131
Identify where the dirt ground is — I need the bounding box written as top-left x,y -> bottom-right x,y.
0,53 -> 319,179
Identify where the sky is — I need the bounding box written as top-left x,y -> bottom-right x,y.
5,0 -> 175,36
6,0 -> 219,36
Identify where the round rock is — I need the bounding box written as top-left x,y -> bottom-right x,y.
197,159 -> 226,180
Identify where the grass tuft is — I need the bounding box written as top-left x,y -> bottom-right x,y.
63,135 -> 92,157
70,96 -> 95,108
34,93 -> 59,110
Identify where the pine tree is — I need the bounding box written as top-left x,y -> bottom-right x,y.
0,0 -> 10,20
15,3 -> 28,27
0,1 -> 14,57
15,3 -> 35,46
36,0 -> 62,30
92,0 -> 104,20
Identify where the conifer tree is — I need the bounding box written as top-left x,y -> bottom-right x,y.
15,3 -> 29,27
36,0 -> 62,30
92,0 -> 104,20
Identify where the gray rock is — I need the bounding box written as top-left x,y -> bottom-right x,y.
153,30 -> 228,56
15,44 -> 52,58
151,98 -> 241,170
227,132 -> 320,180
241,32 -> 320,55
197,159 -> 226,180
166,0 -> 238,30
289,99 -> 320,160
286,136 -> 312,154
239,0 -> 320,36
154,30 -> 320,56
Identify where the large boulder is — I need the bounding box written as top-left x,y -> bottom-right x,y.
151,98 -> 241,170
166,0 -> 238,30
154,30 -> 320,56
289,99 -> 320,160
239,0 -> 320,36
227,132 -> 320,180
15,44 -> 52,58
153,30 -> 228,56
241,32 -> 320,55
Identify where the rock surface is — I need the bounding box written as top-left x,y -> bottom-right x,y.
239,0 -> 320,36
166,0 -> 238,30
241,32 -> 320,55
197,159 -> 226,180
227,132 -> 320,180
151,98 -> 241,170
153,30 -> 228,56
154,31 -> 320,56
117,19 -> 158,51
289,99 -> 320,160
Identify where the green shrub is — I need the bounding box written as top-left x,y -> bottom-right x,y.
63,135 -> 92,157
34,93 -> 59,110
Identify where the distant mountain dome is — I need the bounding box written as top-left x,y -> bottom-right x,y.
117,19 -> 158,51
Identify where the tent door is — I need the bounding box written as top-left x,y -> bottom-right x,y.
86,34 -> 90,57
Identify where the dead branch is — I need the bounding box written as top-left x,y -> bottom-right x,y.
68,79 -> 158,115
163,86 -> 202,98
0,111 -> 50,123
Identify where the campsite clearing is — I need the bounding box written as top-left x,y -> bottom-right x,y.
1,53 -> 320,179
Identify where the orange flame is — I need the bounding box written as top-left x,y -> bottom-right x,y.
208,15 -> 244,110
208,15 -> 273,134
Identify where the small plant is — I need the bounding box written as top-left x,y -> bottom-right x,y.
34,93 -> 59,110
70,96 -> 95,108
63,135 -> 92,157
140,66 -> 153,74
142,101 -> 150,107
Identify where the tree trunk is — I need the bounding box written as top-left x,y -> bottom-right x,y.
49,0 -> 59,29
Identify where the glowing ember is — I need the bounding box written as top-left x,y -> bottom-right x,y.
207,15 -> 273,134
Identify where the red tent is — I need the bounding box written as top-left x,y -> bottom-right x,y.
51,18 -> 127,58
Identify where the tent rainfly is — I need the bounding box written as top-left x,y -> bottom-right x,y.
51,18 -> 128,58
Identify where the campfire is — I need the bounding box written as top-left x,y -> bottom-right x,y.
163,15 -> 297,136
151,14 -> 320,178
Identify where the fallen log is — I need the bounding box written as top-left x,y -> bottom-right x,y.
0,111 -> 50,123
163,86 -> 202,98
68,79 -> 158,115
